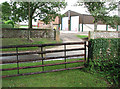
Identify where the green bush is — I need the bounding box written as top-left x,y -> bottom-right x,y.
5,20 -> 14,27
88,38 -> 119,60
0,24 -> 13,28
87,38 -> 120,87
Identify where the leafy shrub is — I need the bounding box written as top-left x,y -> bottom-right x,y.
87,38 -> 120,87
5,20 -> 14,27
0,24 -> 13,28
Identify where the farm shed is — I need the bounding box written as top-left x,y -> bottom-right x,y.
60,10 -> 117,32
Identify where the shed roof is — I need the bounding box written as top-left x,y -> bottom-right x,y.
63,10 -> 104,24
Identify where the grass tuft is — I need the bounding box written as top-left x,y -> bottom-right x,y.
77,35 -> 88,39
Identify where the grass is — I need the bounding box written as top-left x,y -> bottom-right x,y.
1,38 -> 60,52
2,58 -> 108,87
20,26 -> 28,28
19,25 -> 37,28
77,35 -> 88,39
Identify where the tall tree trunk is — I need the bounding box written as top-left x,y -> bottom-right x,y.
28,2 -> 32,29
28,2 -> 32,41
29,15 -> 32,29
94,22 -> 97,31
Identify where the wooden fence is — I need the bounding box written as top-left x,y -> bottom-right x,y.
0,41 -> 87,78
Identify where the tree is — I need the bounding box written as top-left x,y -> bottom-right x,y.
112,15 -> 120,25
1,1 -> 67,28
76,1 -> 118,31
1,2 -> 11,21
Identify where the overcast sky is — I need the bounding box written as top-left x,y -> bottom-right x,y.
62,0 -> 118,15
0,0 -> 118,16
60,0 -> 89,14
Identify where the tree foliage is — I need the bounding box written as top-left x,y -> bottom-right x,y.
1,1 -> 67,28
1,2 -> 11,21
76,1 -> 118,30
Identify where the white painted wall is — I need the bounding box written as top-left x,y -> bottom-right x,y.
61,17 -> 117,32
97,24 -> 106,31
81,24 -> 117,32
82,24 -> 94,31
82,24 -> 107,31
62,17 -> 68,31
71,16 -> 79,32
20,20 -> 37,26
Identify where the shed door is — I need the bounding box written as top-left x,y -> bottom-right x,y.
71,16 -> 79,32
62,17 -> 68,31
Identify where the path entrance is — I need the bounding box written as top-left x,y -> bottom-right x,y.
46,31 -> 88,58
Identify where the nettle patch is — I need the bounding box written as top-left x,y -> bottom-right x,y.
87,38 -> 120,87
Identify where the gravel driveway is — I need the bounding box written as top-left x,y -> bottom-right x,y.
60,31 -> 88,42
46,31 -> 88,58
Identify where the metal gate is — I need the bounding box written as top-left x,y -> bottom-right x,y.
0,41 -> 87,78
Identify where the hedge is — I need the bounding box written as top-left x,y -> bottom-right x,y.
88,38 -> 120,60
88,38 -> 120,87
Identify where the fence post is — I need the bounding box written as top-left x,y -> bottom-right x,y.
87,41 -> 90,64
82,24 -> 83,32
84,41 -> 86,61
16,47 -> 19,74
79,24 -> 80,32
64,45 -> 66,69
41,46 -> 44,71
117,25 -> 118,31
88,40 -> 93,64
54,29 -> 56,40
106,25 -> 108,31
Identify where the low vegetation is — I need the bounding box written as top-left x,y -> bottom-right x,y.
2,37 -> 119,88
1,38 -> 60,52
0,24 -> 13,28
77,35 -> 88,39
19,25 -> 37,28
2,59 -> 108,87
87,38 -> 120,87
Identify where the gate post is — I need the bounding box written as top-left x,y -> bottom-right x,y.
87,41 -> 90,63
84,41 -> 86,61
88,40 -> 93,63
53,28 -> 56,40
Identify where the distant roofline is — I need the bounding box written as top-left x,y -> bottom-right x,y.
63,10 -> 92,16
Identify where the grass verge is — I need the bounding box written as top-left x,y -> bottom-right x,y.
2,58 -> 108,87
77,35 -> 88,39
1,38 -> 61,52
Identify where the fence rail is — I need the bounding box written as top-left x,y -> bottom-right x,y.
1,41 -> 87,78
0,42 -> 85,49
1,48 -> 85,56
